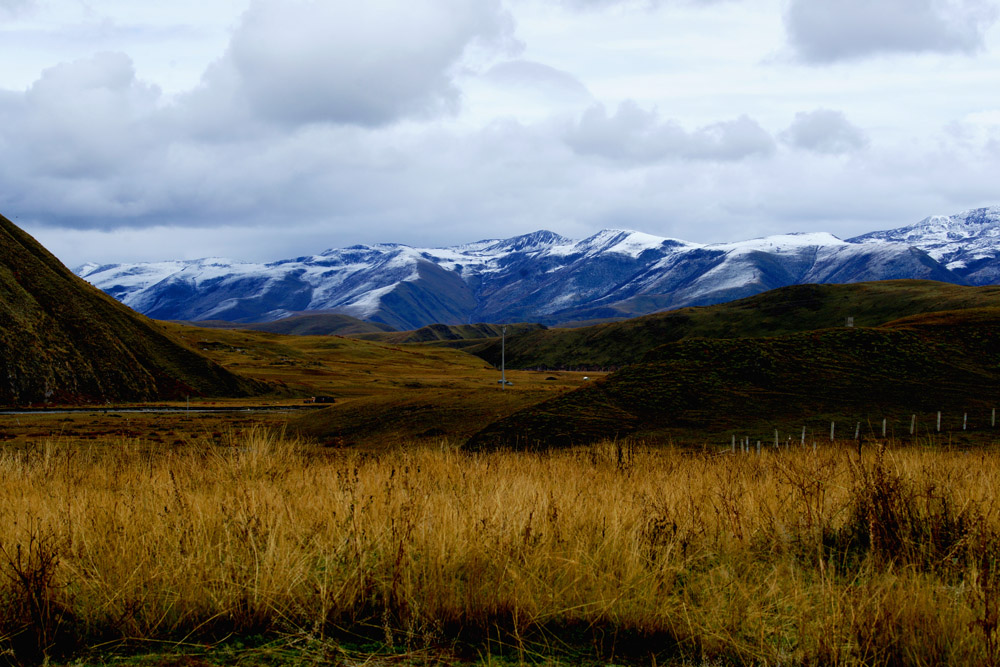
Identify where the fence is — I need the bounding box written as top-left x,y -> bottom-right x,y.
728,408 -> 1000,453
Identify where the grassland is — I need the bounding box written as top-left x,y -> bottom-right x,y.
476,281 -> 1000,370
8,278 -> 1000,664
467,307 -> 1000,450
4,433 -> 1000,665
0,318 -> 593,454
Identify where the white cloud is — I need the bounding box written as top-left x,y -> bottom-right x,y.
0,52 -> 168,225
482,59 -> 592,102
780,109 -> 869,154
785,0 -> 999,63
0,0 -> 999,270
557,0 -> 726,9
218,0 -> 516,127
565,101 -> 775,163
0,0 -> 33,18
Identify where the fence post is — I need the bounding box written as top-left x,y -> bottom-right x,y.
964,413 -> 968,431
801,426 -> 806,447
854,422 -> 860,440
937,411 -> 942,433
830,421 -> 835,442
910,414 -> 916,436
882,418 -> 886,438
732,434 -> 736,453
774,429 -> 779,448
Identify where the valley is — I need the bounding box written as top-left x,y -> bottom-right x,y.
8,211 -> 1000,665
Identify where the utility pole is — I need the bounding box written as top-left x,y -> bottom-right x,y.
501,324 -> 507,390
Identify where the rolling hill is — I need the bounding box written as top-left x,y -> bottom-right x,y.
185,312 -> 397,336
0,212 -> 265,405
474,280 -> 1000,369
354,321 -> 545,348
464,306 -> 1000,451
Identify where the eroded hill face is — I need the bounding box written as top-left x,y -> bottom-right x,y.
0,213 -> 264,405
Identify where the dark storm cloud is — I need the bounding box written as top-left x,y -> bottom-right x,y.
785,0 -> 999,62
780,110 -> 869,154
565,101 -> 775,163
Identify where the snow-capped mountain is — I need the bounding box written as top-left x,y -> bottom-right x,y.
76,207 -> 998,330
849,206 -> 1000,284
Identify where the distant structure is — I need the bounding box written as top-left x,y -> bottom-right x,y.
304,396 -> 335,404
846,317 -> 854,327
498,325 -> 512,388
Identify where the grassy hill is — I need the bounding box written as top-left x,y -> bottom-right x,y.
189,316 -> 544,352
186,313 -> 397,336
292,386 -> 560,447
354,321 -> 545,350
0,213 -> 265,405
152,321 -> 588,443
157,321 -> 516,399
475,281 -> 1000,370
464,307 -> 1000,450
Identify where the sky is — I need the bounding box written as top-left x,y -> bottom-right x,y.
1,0 -> 999,267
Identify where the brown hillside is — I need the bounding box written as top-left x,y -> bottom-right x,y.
0,213 -> 264,405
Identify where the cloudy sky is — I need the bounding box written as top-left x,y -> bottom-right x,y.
2,0 -> 999,267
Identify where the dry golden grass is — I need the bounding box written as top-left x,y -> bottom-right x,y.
155,320 -> 597,400
3,433 -> 1000,665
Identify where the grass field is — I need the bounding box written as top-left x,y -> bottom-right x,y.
6,288 -> 1000,665
0,321 -> 594,448
4,432 -> 1000,665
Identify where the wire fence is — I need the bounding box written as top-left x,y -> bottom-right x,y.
728,408 -> 1000,453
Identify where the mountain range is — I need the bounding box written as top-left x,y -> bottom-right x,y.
75,206 -> 1000,330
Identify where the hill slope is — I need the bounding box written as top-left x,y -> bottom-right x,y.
185,313 -> 397,336
464,307 -> 1000,450
475,280 -> 1000,369
0,213 -> 264,405
354,322 -> 546,350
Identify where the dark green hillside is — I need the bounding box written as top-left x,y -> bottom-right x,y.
0,213 -> 264,405
187,313 -> 397,336
476,281 -> 1000,370
464,307 -> 1000,450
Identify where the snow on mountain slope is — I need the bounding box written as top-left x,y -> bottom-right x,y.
75,210 -> 996,329
849,207 -> 1000,283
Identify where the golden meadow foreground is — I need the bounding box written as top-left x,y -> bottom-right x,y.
4,432 -> 1000,666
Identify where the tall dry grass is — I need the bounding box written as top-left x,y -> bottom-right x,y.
2,431 -> 1000,664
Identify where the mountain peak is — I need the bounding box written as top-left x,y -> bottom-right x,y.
75,206 -> 1000,330
487,229 -> 573,252
923,206 -> 1000,226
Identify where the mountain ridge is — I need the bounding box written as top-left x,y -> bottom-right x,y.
76,207 -> 999,330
